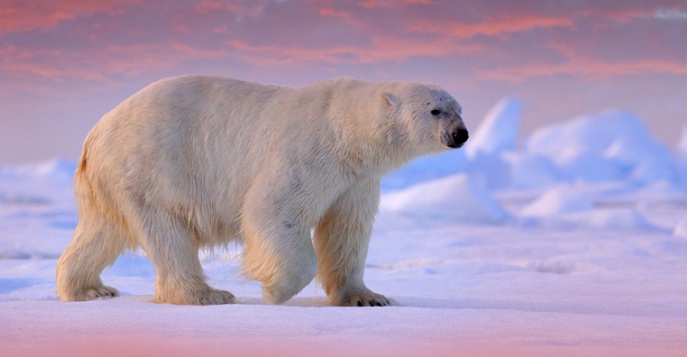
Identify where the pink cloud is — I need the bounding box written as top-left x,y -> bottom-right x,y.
194,0 -> 265,18
358,0 -> 433,8
225,40 -> 368,66
194,0 -> 241,14
599,9 -> 655,22
225,33 -> 484,67
1,0 -> 685,95
169,42 -> 230,60
408,14 -> 574,39
0,38 -> 230,86
318,7 -> 363,27
0,0 -> 140,34
480,57 -> 687,82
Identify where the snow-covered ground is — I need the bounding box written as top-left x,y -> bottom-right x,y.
2,101 -> 687,356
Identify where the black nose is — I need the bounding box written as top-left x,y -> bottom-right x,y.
447,128 -> 469,148
454,128 -> 469,144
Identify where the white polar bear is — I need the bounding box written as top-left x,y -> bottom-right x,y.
56,75 -> 468,306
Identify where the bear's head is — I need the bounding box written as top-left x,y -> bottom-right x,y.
383,82 -> 468,156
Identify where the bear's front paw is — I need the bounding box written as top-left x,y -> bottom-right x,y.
343,293 -> 393,307
336,288 -> 396,307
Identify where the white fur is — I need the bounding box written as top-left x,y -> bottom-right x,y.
56,75 -> 466,306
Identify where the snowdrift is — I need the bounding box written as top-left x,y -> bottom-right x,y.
525,110 -> 675,184
0,159 -> 77,259
519,185 -> 658,230
380,174 -> 510,224
520,184 -> 594,218
466,97 -> 522,159
675,216 -> 687,238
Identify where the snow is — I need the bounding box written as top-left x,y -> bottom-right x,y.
465,97 -> 522,158
525,110 -> 676,184
381,149 -> 469,192
675,216 -> 687,238
380,174 -> 510,224
2,101 -> 687,356
507,153 -> 561,188
520,184 -> 594,218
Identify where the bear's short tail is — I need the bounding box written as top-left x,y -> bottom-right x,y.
76,136 -> 90,175
73,134 -> 94,194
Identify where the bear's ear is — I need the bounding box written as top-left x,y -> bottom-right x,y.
383,92 -> 400,109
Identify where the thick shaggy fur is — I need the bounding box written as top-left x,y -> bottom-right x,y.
56,75 -> 467,306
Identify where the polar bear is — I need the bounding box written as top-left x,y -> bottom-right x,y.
56,75 -> 468,306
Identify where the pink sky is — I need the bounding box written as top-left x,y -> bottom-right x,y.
1,0 -> 686,163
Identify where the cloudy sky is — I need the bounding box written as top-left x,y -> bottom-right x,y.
1,0 -> 686,164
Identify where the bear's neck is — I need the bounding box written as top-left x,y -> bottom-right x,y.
318,79 -> 419,178
332,109 -> 416,178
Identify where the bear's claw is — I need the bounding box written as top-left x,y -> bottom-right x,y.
69,285 -> 119,301
198,289 -> 236,305
343,293 -> 394,307
154,285 -> 236,305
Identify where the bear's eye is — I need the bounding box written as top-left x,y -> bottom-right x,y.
430,109 -> 441,116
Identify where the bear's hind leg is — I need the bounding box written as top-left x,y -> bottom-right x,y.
242,223 -> 317,305
56,218 -> 125,301
133,208 -> 235,305
240,188 -> 318,305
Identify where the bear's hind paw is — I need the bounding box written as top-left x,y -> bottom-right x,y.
158,287 -> 236,305
61,285 -> 119,301
198,289 -> 236,305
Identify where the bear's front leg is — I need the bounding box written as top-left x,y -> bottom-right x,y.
314,178 -> 394,306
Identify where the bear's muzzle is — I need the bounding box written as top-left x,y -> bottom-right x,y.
444,127 -> 469,149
